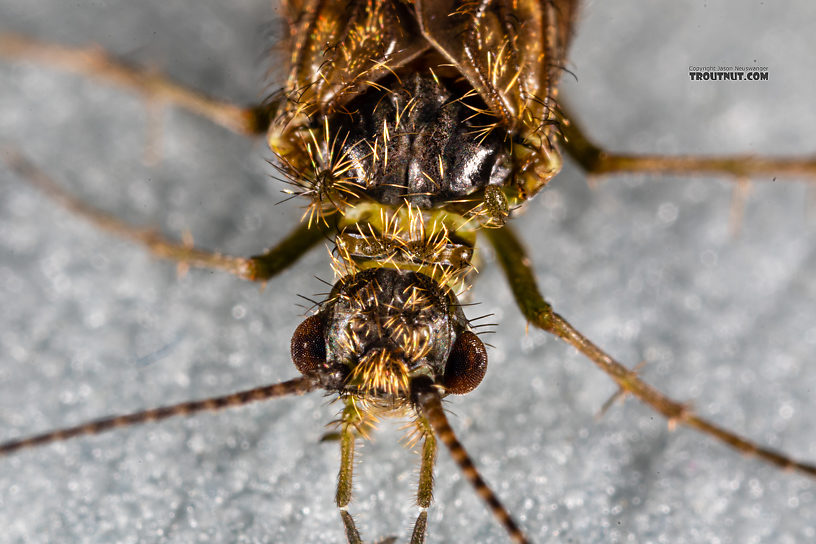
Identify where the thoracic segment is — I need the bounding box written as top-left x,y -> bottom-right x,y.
333,202 -> 477,292
271,71 -> 562,227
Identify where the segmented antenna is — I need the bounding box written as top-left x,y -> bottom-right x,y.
415,384 -> 531,544
0,377 -> 316,456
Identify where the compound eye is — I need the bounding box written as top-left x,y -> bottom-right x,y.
291,314 -> 326,376
442,331 -> 487,394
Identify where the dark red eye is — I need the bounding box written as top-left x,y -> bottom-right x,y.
442,331 -> 487,394
291,314 -> 326,376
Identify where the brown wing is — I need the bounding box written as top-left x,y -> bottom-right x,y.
415,0 -> 579,134
279,0 -> 431,114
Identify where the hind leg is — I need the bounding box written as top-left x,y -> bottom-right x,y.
0,34 -> 273,136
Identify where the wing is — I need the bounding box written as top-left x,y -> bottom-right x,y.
415,0 -> 579,134
279,0 -> 431,114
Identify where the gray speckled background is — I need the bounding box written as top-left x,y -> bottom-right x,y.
1,1 -> 815,543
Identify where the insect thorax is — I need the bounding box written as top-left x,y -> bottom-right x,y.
271,69 -> 562,227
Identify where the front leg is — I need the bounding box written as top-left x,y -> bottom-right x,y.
485,224 -> 816,477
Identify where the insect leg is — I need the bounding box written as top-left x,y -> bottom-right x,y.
2,148 -> 333,282
416,415 -> 437,509
415,384 -> 531,544
409,510 -> 428,544
0,377 -> 316,456
485,224 -> 816,478
558,105 -> 816,181
335,411 -> 435,544
335,401 -> 376,544
401,416 -> 438,544
340,510 -> 364,544
340,511 -> 415,544
0,33 -> 271,136
336,408 -> 357,509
